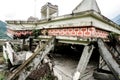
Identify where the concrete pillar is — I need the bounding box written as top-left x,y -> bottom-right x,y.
73,45 -> 94,80
47,6 -> 50,19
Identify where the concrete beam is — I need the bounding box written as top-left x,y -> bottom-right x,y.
97,39 -> 120,80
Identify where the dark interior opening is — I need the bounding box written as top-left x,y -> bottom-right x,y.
49,43 -> 101,79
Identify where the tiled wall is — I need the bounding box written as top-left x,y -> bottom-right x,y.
47,27 -> 109,38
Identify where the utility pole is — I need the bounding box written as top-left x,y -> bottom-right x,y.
34,0 -> 37,17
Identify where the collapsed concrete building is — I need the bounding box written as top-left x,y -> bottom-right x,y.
5,0 -> 120,80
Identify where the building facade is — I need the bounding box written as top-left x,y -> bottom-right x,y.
6,0 -> 120,40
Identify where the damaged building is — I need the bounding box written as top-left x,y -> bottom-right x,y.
5,0 -> 120,80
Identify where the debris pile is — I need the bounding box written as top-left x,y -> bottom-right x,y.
27,59 -> 57,80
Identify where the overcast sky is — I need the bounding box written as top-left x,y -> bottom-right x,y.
0,0 -> 120,21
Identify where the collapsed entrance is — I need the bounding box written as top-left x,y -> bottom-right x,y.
51,43 -> 100,80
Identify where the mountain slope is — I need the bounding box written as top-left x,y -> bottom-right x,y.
0,21 -> 11,39
112,15 -> 120,25
0,20 -> 6,31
